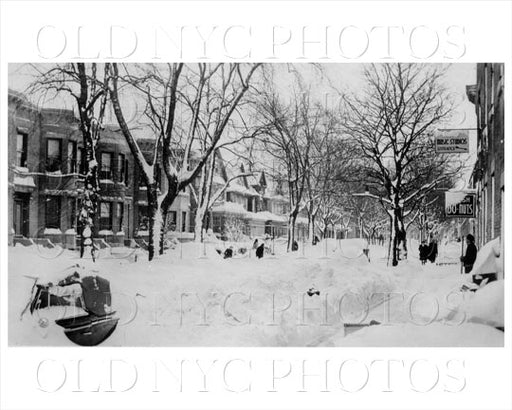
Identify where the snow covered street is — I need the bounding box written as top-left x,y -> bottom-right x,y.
9,239 -> 504,347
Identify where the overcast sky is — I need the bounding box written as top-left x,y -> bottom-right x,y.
8,62 -> 477,130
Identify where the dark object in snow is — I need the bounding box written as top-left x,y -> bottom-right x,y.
237,247 -> 247,255
26,270 -> 118,346
256,243 -> 265,259
307,287 -> 320,297
291,240 -> 299,251
223,248 -> 233,259
55,313 -> 118,347
313,236 -> 319,245
253,239 -> 259,249
472,273 -> 496,286
343,320 -> 381,336
215,248 -> 223,255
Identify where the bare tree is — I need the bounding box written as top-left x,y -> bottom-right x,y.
29,63 -> 110,261
109,63 -> 261,260
254,79 -> 319,251
343,64 -> 462,266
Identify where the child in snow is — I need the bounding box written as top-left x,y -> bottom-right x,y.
255,242 -> 265,259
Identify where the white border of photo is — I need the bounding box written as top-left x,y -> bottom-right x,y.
0,1 -> 511,409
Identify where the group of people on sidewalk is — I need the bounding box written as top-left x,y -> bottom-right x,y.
418,233 -> 478,273
419,234 -> 478,273
419,236 -> 438,265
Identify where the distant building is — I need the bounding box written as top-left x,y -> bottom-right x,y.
196,154 -> 309,240
466,63 -> 505,247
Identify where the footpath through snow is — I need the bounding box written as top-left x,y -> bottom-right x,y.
8,239 -> 503,347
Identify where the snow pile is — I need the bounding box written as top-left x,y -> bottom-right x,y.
43,228 -> 62,235
13,175 -> 36,188
211,201 -> 247,215
8,240 -> 503,347
471,237 -> 502,279
325,322 -> 503,347
461,280 -> 504,328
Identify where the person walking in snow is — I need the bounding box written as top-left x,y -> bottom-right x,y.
427,236 -> 438,264
419,240 -> 429,265
460,234 -> 478,273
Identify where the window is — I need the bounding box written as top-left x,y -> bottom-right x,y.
247,197 -> 253,212
45,196 -> 61,229
118,154 -> 126,183
491,174 -> 495,238
124,159 -> 129,184
67,141 -> 77,173
490,66 -> 495,105
68,198 -> 77,230
181,211 -> 187,232
116,203 -> 124,232
16,132 -> 28,167
167,211 -> 177,231
138,165 -> 146,189
138,205 -> 149,231
226,192 -> 232,202
77,148 -> 85,175
46,139 -> 62,172
100,152 -> 113,180
99,202 -> 113,231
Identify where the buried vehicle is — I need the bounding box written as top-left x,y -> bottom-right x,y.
21,266 -> 119,346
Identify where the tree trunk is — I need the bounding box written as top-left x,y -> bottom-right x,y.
79,154 -> 99,261
146,184 -> 160,261
287,210 -> 298,251
194,206 -> 206,243
308,213 -> 316,245
158,184 -> 179,256
390,205 -> 407,266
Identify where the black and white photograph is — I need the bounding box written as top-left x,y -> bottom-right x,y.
7,61 -> 504,347
1,1 -> 511,410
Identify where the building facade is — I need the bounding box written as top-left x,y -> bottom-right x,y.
466,63 -> 505,248
8,89 -> 192,246
8,89 -> 137,245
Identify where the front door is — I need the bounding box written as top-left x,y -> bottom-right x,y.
13,194 -> 30,237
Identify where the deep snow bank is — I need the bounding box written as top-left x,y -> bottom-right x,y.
8,241 -> 503,347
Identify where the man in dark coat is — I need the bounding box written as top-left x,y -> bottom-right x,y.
461,234 -> 478,273
419,240 -> 429,265
427,237 -> 438,263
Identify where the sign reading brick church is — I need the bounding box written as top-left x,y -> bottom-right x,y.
445,191 -> 476,218
435,130 -> 469,153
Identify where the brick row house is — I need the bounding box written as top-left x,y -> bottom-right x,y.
7,89 -> 191,246
466,63 -> 505,248
8,89 -> 315,246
